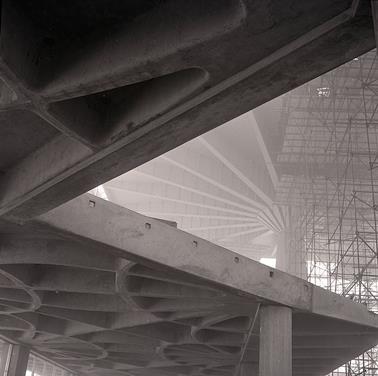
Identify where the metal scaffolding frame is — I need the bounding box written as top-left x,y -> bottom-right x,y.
276,49 -> 378,375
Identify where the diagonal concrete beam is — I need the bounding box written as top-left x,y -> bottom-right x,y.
34,193 -> 378,329
0,0 -> 374,222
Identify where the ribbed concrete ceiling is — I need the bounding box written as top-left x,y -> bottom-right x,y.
98,48 -> 378,270
100,110 -> 284,262
1,195 -> 377,376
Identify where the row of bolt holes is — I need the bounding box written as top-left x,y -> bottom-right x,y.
89,201 -> 278,276
90,202 -> 311,294
145,221 -> 275,278
88,202 -> 277,281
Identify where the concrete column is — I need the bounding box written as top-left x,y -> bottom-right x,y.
275,231 -> 288,273
275,229 -> 307,279
5,344 -> 30,376
259,305 -> 292,376
0,343 -> 11,376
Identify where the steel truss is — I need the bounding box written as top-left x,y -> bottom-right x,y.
276,49 -> 378,376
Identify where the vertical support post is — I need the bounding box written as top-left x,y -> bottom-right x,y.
5,344 -> 30,376
275,230 -> 288,273
0,343 -> 12,376
276,229 -> 306,278
259,305 -> 292,376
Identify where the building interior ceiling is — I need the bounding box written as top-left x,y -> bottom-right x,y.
0,198 -> 377,376
0,0 -> 374,223
92,48 -> 378,375
98,49 -> 378,270
98,110 -> 282,262
0,1 -> 377,375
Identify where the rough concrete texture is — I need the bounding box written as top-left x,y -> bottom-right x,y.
0,195 -> 377,376
0,0 -> 375,221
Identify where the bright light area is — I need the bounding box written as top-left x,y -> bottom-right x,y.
90,184 -> 108,200
95,184 -> 108,200
260,258 -> 276,268
316,86 -> 331,97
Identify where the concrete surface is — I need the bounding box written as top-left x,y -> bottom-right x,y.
0,0 -> 375,221
259,306 -> 292,376
0,194 -> 376,376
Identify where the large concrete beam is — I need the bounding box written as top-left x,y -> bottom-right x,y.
0,195 -> 377,376
0,0 -> 374,221
34,193 -> 378,329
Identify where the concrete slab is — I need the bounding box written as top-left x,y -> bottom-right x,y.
0,194 -> 377,376
0,0 -> 375,221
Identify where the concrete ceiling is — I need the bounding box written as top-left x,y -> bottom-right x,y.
98,48 -> 378,271
0,194 -> 377,376
101,111 -> 281,261
0,0 -> 375,222
0,2 -> 378,375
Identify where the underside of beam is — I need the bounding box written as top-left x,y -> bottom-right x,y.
0,0 -> 374,220
0,194 -> 377,376
32,193 -> 378,330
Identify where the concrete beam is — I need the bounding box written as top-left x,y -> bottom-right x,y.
35,194 -> 378,329
0,195 -> 377,375
0,0 -> 374,221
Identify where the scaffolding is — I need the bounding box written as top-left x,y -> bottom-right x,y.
276,49 -> 378,375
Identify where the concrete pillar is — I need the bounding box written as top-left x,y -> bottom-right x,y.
3,344 -> 30,376
275,231 -> 288,272
275,229 -> 307,279
259,305 -> 292,376
0,343 -> 11,376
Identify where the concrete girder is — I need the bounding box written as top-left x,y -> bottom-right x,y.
0,0 -> 374,221
31,194 -> 378,327
0,194 -> 376,375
